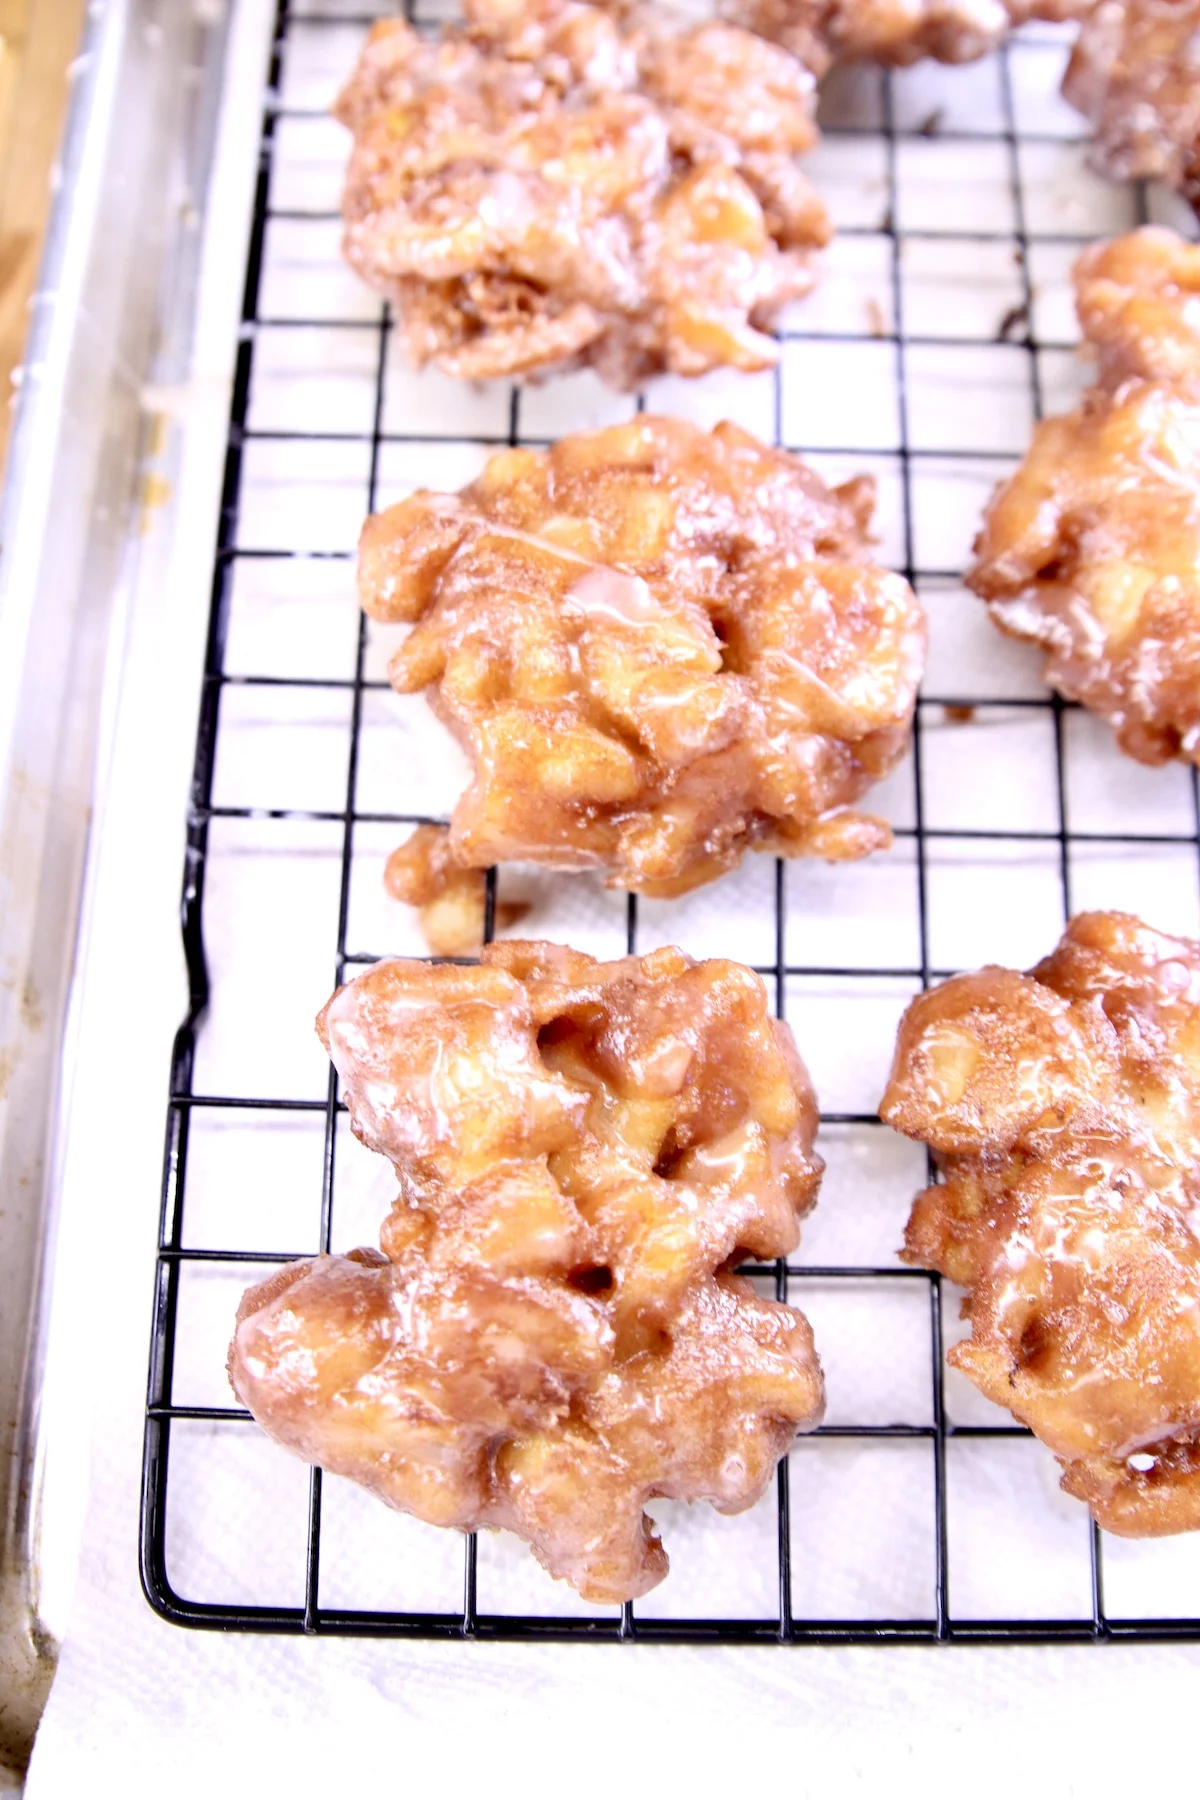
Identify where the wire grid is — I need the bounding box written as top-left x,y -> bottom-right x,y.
140,0 -> 1200,1643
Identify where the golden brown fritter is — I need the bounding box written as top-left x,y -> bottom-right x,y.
969,231 -> 1200,767
333,0 -> 830,388
360,415 -> 924,947
1075,227 -> 1200,389
881,911 -> 1200,1538
229,942 -> 826,1602
727,0 -> 1092,73
383,824 -> 489,958
1064,0 -> 1200,217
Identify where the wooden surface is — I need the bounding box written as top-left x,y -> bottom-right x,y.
0,0 -> 87,476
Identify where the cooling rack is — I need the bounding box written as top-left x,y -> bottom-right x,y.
140,0 -> 1200,1644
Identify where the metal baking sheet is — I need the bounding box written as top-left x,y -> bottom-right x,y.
0,0 -> 238,1774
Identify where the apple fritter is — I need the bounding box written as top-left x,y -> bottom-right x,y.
383,824 -> 488,959
1075,227 -> 1200,389
334,0 -> 830,388
359,414 -> 923,950
727,0 -> 1093,74
968,230 -> 1200,767
881,911 -> 1200,1537
1064,0 -> 1200,217
229,942 -> 827,1602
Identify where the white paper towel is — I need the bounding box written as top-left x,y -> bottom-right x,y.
24,5 -> 1200,1788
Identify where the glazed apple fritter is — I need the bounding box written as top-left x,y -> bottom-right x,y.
361,415 -> 924,950
229,942 -> 826,1602
334,0 -> 830,388
726,0 -> 1093,74
383,822 -> 491,959
1075,227 -> 1200,388
882,911 -> 1200,1538
969,228 -> 1200,767
1064,0 -> 1200,218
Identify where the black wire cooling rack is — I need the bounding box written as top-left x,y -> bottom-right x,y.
140,0 -> 1200,1643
